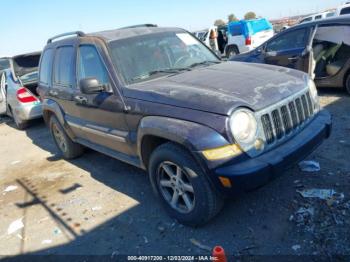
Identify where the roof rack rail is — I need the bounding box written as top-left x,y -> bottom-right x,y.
47,31 -> 85,44
120,24 -> 158,29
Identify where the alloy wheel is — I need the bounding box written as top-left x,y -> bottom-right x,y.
52,123 -> 67,153
157,161 -> 195,214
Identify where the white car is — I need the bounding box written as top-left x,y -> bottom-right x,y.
0,52 -> 42,129
225,18 -> 274,57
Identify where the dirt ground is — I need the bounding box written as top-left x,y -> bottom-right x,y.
0,89 -> 349,259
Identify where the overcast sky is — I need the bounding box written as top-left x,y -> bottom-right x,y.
0,0 -> 343,56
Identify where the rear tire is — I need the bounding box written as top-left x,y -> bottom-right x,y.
226,46 -> 238,59
345,73 -> 350,95
148,142 -> 224,227
49,115 -> 84,159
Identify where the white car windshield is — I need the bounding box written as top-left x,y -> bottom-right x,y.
109,31 -> 219,85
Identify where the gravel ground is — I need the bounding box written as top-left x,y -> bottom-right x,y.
0,89 -> 349,259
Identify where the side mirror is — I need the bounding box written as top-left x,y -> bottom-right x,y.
79,78 -> 104,94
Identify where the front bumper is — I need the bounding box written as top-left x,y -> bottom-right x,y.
212,109 -> 332,195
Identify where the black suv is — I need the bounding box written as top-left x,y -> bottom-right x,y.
38,26 -> 331,226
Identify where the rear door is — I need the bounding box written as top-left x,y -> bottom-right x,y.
51,45 -> 86,138
0,72 -> 7,114
263,27 -> 312,73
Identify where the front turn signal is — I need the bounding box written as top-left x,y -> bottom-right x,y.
202,144 -> 242,161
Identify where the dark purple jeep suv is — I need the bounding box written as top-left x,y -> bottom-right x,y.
37,25 -> 331,226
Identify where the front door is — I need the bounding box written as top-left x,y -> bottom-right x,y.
74,44 -> 132,155
263,27 -> 313,73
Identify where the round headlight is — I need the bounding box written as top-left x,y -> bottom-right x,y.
230,109 -> 257,144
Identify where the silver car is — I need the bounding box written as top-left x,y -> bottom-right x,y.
0,52 -> 42,129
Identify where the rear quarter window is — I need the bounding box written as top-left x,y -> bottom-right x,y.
39,49 -> 54,85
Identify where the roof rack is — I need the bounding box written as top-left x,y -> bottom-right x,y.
47,31 -> 85,44
120,24 -> 158,29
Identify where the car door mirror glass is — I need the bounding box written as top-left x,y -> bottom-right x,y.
80,78 -> 104,94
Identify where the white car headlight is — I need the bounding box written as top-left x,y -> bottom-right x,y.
309,79 -> 320,112
230,109 -> 257,144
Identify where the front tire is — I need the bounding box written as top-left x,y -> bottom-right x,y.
49,115 -> 84,159
149,142 -> 223,227
345,73 -> 350,95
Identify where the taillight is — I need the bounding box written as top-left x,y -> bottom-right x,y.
16,88 -> 38,103
245,36 -> 252,45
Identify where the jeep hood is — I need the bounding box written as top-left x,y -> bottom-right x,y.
123,62 -> 309,115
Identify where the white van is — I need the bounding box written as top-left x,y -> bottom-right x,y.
225,18 -> 274,57
299,11 -> 336,23
337,3 -> 350,16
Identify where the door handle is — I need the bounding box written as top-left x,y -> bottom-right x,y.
49,90 -> 58,96
288,56 -> 299,61
74,95 -> 88,104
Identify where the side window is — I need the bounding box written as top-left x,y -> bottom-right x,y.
78,45 -> 109,85
315,15 -> 322,20
266,29 -> 308,52
54,46 -> 75,87
340,7 -> 350,15
39,49 -> 54,85
300,17 -> 312,23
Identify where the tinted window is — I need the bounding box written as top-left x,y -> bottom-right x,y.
39,49 -> 54,85
340,7 -> 350,15
266,29 -> 308,52
54,46 -> 74,87
300,17 -> 313,23
78,45 -> 109,85
230,25 -> 243,36
315,15 -> 322,20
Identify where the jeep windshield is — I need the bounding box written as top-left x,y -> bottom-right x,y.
109,31 -> 220,84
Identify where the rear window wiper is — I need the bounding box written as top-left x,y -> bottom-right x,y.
189,60 -> 221,68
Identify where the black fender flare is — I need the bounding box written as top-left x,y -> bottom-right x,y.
137,116 -> 230,168
41,98 -> 75,139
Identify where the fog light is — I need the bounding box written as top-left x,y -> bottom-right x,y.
254,139 -> 264,151
202,144 -> 242,161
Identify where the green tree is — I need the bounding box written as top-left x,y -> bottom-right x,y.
228,14 -> 238,22
214,19 -> 226,26
244,11 -> 257,20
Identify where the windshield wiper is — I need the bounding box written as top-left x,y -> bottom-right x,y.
148,67 -> 191,75
131,68 -> 190,81
189,60 -> 221,68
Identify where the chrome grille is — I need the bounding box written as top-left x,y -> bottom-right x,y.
260,90 -> 315,145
